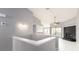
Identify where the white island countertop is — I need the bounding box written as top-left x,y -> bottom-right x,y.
13,36 -> 56,46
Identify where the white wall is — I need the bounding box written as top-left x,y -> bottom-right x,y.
62,17 -> 77,27
76,9 -> 79,43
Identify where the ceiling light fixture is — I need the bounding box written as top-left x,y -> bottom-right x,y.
54,16 -> 60,25
50,16 -> 60,27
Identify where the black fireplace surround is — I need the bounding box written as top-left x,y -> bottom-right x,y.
64,26 -> 76,42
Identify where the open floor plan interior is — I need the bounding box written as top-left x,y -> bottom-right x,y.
0,8 -> 79,51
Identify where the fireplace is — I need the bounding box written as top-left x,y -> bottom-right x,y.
64,26 -> 76,42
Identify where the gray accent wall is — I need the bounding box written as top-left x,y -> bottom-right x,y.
0,8 -> 41,51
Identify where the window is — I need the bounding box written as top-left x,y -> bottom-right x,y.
36,25 -> 43,32
43,27 -> 50,35
36,25 -> 62,37
52,27 -> 62,37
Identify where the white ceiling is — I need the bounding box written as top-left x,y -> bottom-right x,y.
28,8 -> 78,27
0,8 -> 78,27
